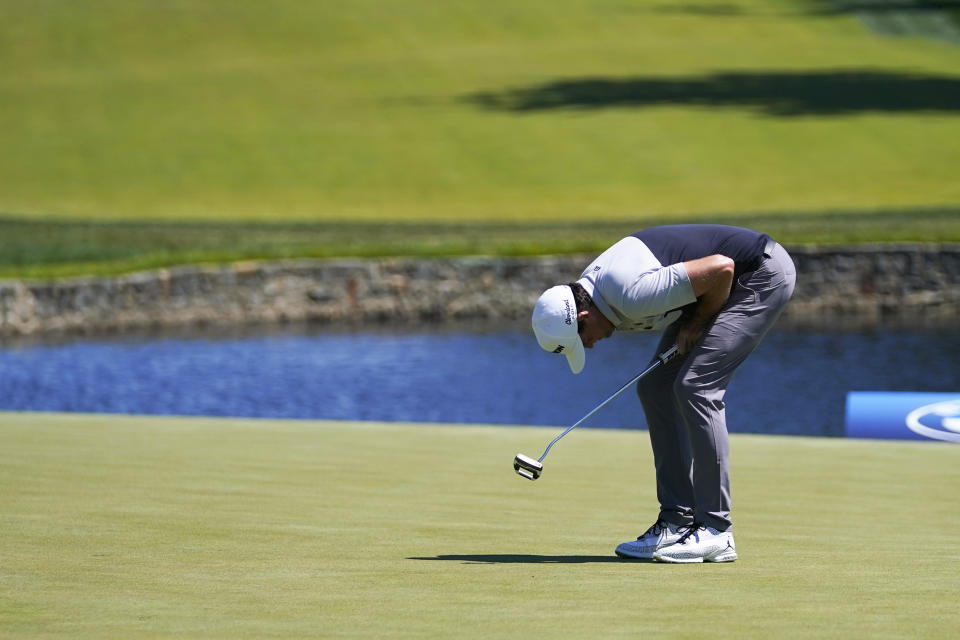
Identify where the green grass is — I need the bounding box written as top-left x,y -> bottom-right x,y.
2,205 -> 959,279
2,412 -> 958,638
2,0 -> 960,226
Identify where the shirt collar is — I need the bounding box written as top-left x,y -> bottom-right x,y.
576,275 -> 622,328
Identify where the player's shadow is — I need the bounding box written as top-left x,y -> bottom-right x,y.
408,554 -> 647,564
463,69 -> 960,117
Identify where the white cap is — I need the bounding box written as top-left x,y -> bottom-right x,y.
531,285 -> 586,374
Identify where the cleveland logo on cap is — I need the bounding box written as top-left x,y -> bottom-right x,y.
564,300 -> 573,325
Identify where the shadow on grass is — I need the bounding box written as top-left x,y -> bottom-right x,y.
408,554 -> 647,564
812,1 -> 960,15
658,1 -> 960,15
464,70 -> 960,116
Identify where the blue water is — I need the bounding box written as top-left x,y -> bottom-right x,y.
0,326 -> 957,436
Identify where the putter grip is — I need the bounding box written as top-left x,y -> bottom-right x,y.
659,344 -> 680,363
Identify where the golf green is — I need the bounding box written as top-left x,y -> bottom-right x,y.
2,412 -> 957,638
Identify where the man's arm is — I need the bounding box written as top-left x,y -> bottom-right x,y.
677,255 -> 735,353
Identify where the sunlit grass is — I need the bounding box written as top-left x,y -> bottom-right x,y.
2,412 -> 958,638
1,0 -> 959,225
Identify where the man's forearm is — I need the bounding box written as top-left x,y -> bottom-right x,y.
677,255 -> 735,352
690,282 -> 731,326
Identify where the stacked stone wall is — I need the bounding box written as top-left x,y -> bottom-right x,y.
1,245 -> 957,338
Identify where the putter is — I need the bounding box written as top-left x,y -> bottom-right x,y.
514,344 -> 680,480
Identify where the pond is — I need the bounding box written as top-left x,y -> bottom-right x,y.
0,324 -> 957,437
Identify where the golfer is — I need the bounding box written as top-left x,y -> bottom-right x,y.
532,224 -> 795,563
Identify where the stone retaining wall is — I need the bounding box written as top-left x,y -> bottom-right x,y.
1,244 -> 958,338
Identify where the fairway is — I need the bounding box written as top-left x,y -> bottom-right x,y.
2,413 -> 958,638
3,0 -> 960,223
3,0 -> 960,277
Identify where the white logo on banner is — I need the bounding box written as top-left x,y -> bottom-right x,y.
905,400 -> 960,443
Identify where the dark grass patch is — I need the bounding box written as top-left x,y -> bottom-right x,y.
465,70 -> 960,116
2,206 -> 958,279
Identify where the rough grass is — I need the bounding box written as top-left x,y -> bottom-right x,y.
2,206 -> 959,279
2,412 -> 958,638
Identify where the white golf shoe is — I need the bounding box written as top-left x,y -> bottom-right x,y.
652,523 -> 738,563
615,520 -> 688,559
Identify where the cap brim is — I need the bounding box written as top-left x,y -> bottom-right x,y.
564,338 -> 586,374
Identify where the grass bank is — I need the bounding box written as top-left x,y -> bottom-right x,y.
2,413 -> 958,638
3,206 -> 959,279
2,0 -> 960,224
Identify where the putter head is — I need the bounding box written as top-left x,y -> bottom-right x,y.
513,453 -> 542,480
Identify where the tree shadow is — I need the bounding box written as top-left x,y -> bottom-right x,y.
464,69 -> 960,117
812,1 -> 960,15
408,554 -> 647,564
656,0 -> 960,14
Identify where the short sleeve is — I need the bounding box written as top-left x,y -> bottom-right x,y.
612,263 -> 696,318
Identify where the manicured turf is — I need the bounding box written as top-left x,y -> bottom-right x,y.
2,412 -> 958,638
2,0 -> 960,224
3,1 -> 960,277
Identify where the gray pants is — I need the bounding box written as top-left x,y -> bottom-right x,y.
636,242 -> 796,531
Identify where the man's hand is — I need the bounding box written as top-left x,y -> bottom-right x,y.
677,317 -> 708,354
678,255 -> 735,353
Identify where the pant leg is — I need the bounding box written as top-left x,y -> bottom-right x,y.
675,243 -> 796,530
636,328 -> 695,526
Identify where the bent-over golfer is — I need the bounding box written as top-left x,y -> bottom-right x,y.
532,224 -> 795,563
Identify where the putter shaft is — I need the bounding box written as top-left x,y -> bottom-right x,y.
535,344 -> 679,463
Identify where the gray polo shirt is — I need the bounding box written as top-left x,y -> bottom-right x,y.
576,236 -> 696,332
576,224 -> 770,332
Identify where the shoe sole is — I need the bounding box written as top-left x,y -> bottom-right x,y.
653,550 -> 738,564
615,548 -> 654,560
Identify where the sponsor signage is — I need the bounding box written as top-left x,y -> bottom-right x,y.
845,392 -> 960,443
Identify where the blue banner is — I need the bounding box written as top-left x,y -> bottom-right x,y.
845,392 -> 960,442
